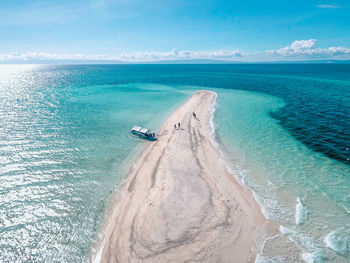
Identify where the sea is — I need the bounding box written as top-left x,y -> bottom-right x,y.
0,64 -> 349,263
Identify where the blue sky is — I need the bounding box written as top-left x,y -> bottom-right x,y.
0,0 -> 349,62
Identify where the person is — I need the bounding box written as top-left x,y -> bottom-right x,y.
193,112 -> 196,118
178,122 -> 180,128
174,124 -> 177,129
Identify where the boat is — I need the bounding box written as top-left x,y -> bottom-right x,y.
130,126 -> 157,141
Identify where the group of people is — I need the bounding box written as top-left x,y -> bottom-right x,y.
174,111 -> 198,130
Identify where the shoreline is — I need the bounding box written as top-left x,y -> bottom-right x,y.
91,90 -> 266,262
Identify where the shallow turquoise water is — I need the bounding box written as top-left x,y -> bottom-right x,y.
0,67 -> 190,262
0,64 -> 349,262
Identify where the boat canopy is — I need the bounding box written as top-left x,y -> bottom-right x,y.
131,126 -> 150,134
140,128 -> 149,134
131,126 -> 142,132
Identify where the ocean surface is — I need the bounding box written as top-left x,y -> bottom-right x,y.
0,64 -> 349,262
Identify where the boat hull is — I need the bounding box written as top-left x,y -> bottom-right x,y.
131,131 -> 157,141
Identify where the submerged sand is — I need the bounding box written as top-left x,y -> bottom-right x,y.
91,90 -> 265,263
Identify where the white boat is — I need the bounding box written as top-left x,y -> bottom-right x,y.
130,126 -> 157,141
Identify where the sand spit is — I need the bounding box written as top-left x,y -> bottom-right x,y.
91,90 -> 265,263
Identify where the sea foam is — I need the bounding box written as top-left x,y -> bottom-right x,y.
280,226 -> 326,263
208,91 -> 219,149
295,197 -> 308,225
255,254 -> 273,263
324,227 -> 350,257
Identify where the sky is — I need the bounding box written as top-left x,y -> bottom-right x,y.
0,0 -> 349,62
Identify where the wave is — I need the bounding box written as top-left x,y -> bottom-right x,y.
208,91 -> 219,149
280,226 -> 326,263
324,227 -> 350,257
91,244 -> 104,263
295,197 -> 308,225
255,254 -> 274,263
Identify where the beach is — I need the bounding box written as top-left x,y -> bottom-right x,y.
92,90 -> 265,263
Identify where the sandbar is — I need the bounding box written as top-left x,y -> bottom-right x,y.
91,90 -> 265,263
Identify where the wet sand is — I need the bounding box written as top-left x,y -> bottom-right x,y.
91,90 -> 265,263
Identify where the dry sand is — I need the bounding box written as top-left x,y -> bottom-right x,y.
91,90 -> 266,263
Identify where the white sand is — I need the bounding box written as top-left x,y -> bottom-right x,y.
91,90 -> 265,263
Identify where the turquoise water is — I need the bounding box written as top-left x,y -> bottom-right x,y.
0,67 -> 190,262
0,64 -> 349,262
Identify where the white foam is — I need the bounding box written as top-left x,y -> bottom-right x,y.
208,91 -> 219,149
280,226 -> 326,263
255,254 -> 274,263
324,227 -> 350,257
254,233 -> 282,263
91,243 -> 104,263
301,251 -> 326,263
238,171 -> 293,223
296,197 -> 308,225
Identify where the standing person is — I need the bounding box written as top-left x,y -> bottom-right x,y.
193,112 -> 196,118
178,122 -> 181,128
174,124 -> 177,129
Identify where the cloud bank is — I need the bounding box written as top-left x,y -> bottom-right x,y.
0,40 -> 349,63
0,52 -> 118,62
119,49 -> 242,62
0,49 -> 243,63
266,39 -> 350,58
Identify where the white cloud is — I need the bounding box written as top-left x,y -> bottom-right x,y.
0,52 -> 117,62
317,4 -> 339,9
1,41 -> 350,63
119,49 -> 242,62
266,39 -> 350,58
0,49 -> 243,63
